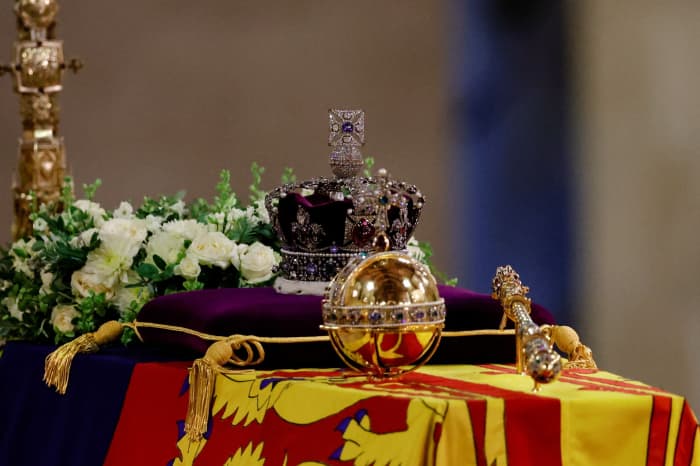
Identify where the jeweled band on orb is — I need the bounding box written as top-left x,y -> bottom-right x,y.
322,299 -> 445,329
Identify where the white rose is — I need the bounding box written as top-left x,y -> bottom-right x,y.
230,243 -> 246,270
113,201 -> 134,219
174,254 -> 201,280
187,232 -> 235,269
50,305 -> 80,334
163,219 -> 208,241
145,230 -> 185,265
99,218 -> 148,259
74,199 -> 107,227
235,242 -> 279,284
71,268 -> 117,299
2,297 -> 23,321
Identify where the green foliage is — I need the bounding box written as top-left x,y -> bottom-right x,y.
363,156 -> 375,177
280,167 -> 296,185
60,177 -> 74,206
249,162 -> 266,203
214,170 -> 239,212
414,240 -> 458,286
82,179 -> 102,201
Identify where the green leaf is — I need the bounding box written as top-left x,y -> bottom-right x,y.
136,263 -> 159,279
153,255 -> 167,271
183,280 -> 204,291
11,247 -> 28,259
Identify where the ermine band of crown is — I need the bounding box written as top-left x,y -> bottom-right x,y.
278,248 -> 407,282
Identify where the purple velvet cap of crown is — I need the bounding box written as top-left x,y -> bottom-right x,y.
277,193 -> 352,250
137,286 -> 555,367
275,191 -> 421,252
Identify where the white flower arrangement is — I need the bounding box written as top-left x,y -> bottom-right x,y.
0,162 -> 445,346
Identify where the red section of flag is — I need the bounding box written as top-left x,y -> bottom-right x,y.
104,361 -> 191,466
400,370 -> 562,466
481,364 -> 660,396
401,370 -> 547,401
674,401 -> 699,466
646,396 -> 672,466
467,399 -> 488,466
504,396 -> 562,466
564,371 -> 667,394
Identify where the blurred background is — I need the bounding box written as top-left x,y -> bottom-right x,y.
0,1 -> 698,407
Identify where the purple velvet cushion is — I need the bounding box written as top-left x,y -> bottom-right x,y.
137,286 -> 555,367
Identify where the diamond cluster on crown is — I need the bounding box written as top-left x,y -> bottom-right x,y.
265,109 -> 425,282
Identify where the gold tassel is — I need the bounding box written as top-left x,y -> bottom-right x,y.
184,340 -> 233,442
551,325 -> 598,370
44,320 -> 124,394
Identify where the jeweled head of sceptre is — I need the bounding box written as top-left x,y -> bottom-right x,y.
492,265 -> 562,389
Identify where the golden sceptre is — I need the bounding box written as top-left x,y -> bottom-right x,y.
1,0 -> 81,240
492,265 -> 562,390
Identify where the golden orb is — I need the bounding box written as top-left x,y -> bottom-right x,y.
321,251 -> 445,378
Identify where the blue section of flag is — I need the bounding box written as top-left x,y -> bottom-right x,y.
0,342 -> 177,466
452,0 -> 573,321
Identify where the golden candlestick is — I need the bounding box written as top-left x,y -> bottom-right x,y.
1,0 -> 81,240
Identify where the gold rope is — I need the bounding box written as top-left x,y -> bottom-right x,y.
125,320 -> 515,343
442,329 -> 515,337
125,320 -> 330,344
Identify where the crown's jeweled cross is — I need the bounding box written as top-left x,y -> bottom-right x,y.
328,109 -> 365,146
328,109 -> 365,178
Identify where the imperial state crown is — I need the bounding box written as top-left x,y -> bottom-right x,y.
265,109 -> 425,294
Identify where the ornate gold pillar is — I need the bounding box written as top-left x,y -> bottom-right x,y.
0,0 -> 81,240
